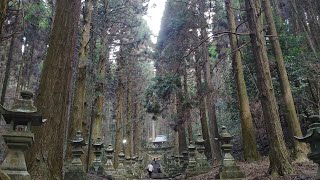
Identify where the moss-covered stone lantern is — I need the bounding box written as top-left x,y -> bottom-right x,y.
295,115 -> 320,179
186,141 -> 197,177
195,134 -> 208,168
215,126 -> 245,179
91,137 -> 104,174
0,90 -> 43,180
104,144 -> 115,171
64,130 -> 87,180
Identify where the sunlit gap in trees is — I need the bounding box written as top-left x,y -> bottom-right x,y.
143,0 -> 167,44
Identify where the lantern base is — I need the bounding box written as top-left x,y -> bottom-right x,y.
1,170 -> 30,180
64,164 -> 86,180
1,133 -> 33,180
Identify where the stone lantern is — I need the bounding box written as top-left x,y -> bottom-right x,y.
295,115 -> 320,179
186,141 -> 197,176
215,126 -> 245,179
182,150 -> 189,170
104,144 -> 115,171
104,144 -> 115,179
117,150 -> 126,172
0,90 -> 43,180
91,137 -> 104,174
65,131 -> 87,180
195,134 -> 209,168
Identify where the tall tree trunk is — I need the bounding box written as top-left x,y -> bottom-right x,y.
263,0 -> 308,162
199,0 -> 221,162
270,0 -> 283,24
225,0 -> 260,161
67,0 -> 93,161
132,101 -> 141,156
114,57 -> 124,168
0,0 -> 7,38
183,60 -> 193,142
1,7 -> 21,106
177,82 -> 187,154
1,33 -> 15,106
195,52 -> 212,160
289,0 -> 317,55
25,0 -> 81,179
89,44 -> 106,166
244,0 -> 293,176
125,76 -> 132,157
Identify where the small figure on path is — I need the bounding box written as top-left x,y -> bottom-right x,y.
147,163 -> 153,178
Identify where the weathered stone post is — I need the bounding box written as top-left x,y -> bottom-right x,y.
216,126 -> 245,179
295,115 -> 320,179
195,134 -> 209,168
182,150 -> 189,170
174,154 -> 181,173
186,141 -> 197,176
179,154 -> 186,172
0,90 -> 44,180
65,131 -> 87,180
104,144 -> 115,178
125,156 -> 133,177
113,150 -> 126,180
91,137 -> 104,175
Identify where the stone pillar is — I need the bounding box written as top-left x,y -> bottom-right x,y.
174,154 -> 181,173
113,150 -> 126,180
64,131 -> 87,180
186,141 -> 197,176
182,150 -> 189,170
0,90 -> 44,180
195,134 -> 209,168
104,144 -> 115,178
91,137 -> 104,175
216,126 -> 245,179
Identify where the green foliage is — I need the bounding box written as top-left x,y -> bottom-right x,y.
144,75 -> 181,114
208,45 -> 218,58
25,2 -> 51,29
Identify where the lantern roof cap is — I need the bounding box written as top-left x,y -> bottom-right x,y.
0,90 -> 43,126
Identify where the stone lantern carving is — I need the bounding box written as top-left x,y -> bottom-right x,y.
181,150 -> 189,170
65,131 -> 87,180
295,115 -> 320,179
113,150 -> 126,179
0,90 -> 44,180
91,137 -> 104,174
104,144 -> 115,172
195,134 -> 209,168
215,126 -> 245,179
186,141 -> 197,175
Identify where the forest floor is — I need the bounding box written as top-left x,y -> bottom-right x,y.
87,157 -> 317,179
190,157 -> 317,180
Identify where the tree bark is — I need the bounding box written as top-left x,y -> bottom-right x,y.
244,0 -> 293,176
177,80 -> 187,154
25,0 -> 81,179
1,7 -> 21,106
114,56 -> 125,168
225,0 -> 260,161
183,61 -> 193,143
263,0 -> 308,162
289,0 -> 317,55
125,76 -> 132,157
67,0 -> 93,161
89,44 -> 106,166
199,0 -> 221,162
0,0 -> 7,38
195,52 -> 212,160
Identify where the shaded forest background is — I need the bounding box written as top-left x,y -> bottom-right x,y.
0,0 -> 319,179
